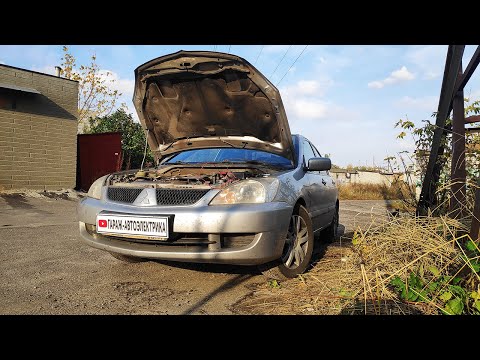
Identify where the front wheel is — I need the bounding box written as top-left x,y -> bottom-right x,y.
260,205 -> 314,280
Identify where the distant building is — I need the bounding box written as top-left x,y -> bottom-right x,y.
0,64 -> 78,190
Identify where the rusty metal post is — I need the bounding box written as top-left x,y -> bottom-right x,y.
417,45 -> 465,216
449,62 -> 466,218
471,178 -> 480,242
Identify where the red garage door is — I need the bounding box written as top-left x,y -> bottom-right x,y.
77,132 -> 122,191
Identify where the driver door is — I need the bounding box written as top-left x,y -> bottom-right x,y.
302,139 -> 328,230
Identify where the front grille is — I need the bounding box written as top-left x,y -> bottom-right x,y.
107,187 -> 143,203
155,188 -> 209,206
86,226 -> 213,247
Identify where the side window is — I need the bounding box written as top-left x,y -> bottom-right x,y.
302,139 -> 316,167
311,143 -> 322,158
310,142 -> 329,174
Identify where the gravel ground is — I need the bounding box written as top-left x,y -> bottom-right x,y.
0,193 -> 394,315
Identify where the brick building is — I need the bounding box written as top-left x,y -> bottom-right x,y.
0,65 -> 78,190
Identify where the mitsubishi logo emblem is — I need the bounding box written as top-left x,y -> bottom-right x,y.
137,192 -> 150,205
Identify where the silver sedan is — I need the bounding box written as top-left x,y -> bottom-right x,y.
77,51 -> 338,279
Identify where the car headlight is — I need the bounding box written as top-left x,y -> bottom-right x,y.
87,175 -> 109,200
209,179 -> 279,205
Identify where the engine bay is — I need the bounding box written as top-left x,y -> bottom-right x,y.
108,166 -> 269,189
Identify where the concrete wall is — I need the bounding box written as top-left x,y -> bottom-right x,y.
0,65 -> 78,190
332,170 -> 418,186
353,171 -> 402,185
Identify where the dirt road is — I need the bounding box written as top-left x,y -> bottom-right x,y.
0,194 -> 394,314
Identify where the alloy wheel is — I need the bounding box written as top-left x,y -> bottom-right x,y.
282,214 -> 309,269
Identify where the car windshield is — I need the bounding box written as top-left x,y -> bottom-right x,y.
162,148 -> 293,168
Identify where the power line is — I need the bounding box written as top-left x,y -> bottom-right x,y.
254,45 -> 264,65
276,45 -> 309,86
227,45 -> 231,53
270,45 -> 292,78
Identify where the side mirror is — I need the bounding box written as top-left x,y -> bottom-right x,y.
307,157 -> 331,171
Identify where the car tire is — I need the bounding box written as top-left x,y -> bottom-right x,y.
109,252 -> 147,263
259,205 -> 314,281
323,203 -> 339,243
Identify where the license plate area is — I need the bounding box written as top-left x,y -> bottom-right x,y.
96,213 -> 171,240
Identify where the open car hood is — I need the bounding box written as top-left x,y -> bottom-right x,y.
133,51 -> 295,162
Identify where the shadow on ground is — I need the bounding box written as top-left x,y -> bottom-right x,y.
153,260 -> 260,276
1,194 -> 36,210
155,222 -> 350,278
0,193 -> 52,215
311,223 -> 348,265
182,274 -> 253,314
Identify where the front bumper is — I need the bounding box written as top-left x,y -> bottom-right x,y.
77,197 -> 293,265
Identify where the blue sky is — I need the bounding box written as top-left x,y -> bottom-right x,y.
1,45 -> 479,167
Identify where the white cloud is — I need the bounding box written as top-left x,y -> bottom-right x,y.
290,99 -> 328,119
395,95 -> 438,111
289,103 -> 374,165
280,79 -> 335,120
100,70 -> 135,98
0,60 -> 5,65
295,80 -> 320,94
390,66 -> 415,81
368,66 -> 415,89
1,45 -> 59,72
93,69 -> 138,121
406,45 -> 447,80
111,76 -> 137,121
280,78 -> 359,131
281,78 -> 333,98
31,64 -> 57,76
367,81 -> 383,89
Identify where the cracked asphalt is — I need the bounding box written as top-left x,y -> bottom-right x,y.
0,193 -> 393,314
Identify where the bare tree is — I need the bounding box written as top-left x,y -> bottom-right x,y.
59,46 -> 123,133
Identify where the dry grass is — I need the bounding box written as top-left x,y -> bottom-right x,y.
233,180 -> 480,315
234,211 -> 478,315
338,182 -> 414,201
